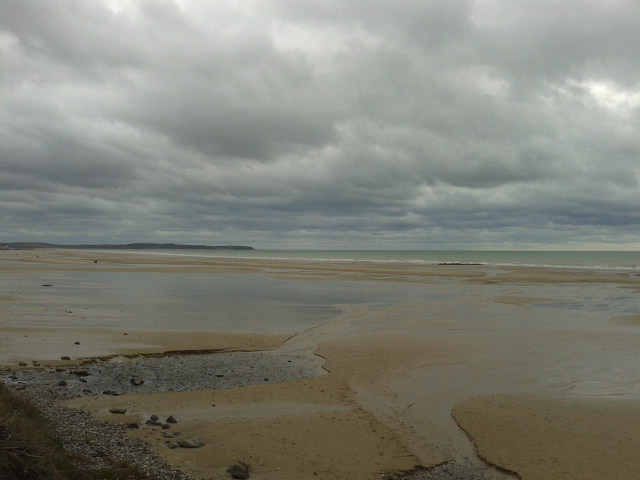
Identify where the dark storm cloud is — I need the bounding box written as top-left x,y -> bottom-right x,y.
1,0 -> 638,248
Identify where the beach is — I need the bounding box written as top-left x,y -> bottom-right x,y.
1,249 -> 639,479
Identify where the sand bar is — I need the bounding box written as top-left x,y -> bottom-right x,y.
2,249 -> 640,479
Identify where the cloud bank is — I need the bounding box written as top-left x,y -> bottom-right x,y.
1,0 -> 639,249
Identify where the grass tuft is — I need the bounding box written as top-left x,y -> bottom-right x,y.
0,382 -> 148,480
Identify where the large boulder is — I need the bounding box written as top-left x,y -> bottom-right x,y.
177,438 -> 205,449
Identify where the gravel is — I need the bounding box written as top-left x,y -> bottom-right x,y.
24,391 -> 194,480
4,350 -> 323,398
397,460 -> 517,480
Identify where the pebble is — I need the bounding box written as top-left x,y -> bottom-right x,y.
177,438 -> 205,449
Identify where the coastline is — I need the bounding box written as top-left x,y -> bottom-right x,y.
2,249 -> 639,479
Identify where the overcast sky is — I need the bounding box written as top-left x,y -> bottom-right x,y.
1,1 -> 639,249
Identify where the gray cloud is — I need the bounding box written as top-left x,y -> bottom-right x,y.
1,0 -> 638,249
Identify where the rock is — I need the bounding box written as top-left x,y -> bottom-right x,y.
102,390 -> 122,396
74,341 -> 80,345
60,356 -> 71,360
109,407 -> 127,414
130,376 -> 145,386
70,370 -> 91,377
149,414 -> 159,421
127,423 -> 139,429
162,423 -> 170,429
18,362 -> 28,366
58,380 -> 67,386
166,415 -> 178,424
227,461 -> 251,479
177,438 -> 205,449
145,419 -> 163,427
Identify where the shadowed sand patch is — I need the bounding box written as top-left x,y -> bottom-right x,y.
492,296 -> 564,306
452,395 -> 640,480
0,295 -> 23,302
615,314 -> 640,326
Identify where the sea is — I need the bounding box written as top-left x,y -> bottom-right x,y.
114,249 -> 639,271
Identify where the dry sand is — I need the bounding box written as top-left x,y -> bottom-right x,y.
2,249 -> 640,479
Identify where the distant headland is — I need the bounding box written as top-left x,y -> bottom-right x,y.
0,242 -> 255,251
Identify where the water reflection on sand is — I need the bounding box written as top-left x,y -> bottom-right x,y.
1,267 -> 445,333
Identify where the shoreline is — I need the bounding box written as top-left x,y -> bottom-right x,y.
3,247 -> 638,273
2,250 -> 639,479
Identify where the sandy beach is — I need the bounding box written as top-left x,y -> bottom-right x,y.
1,249 -> 639,479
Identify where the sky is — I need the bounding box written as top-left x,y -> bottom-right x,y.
1,0 -> 639,250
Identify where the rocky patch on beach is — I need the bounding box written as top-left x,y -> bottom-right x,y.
2,350 -> 322,400
397,460 -> 515,480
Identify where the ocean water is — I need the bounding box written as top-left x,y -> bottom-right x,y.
116,249 -> 639,270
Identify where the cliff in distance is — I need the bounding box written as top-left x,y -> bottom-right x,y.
1,242 -> 254,250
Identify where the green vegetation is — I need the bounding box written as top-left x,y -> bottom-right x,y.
0,382 -> 147,480
226,460 -> 251,479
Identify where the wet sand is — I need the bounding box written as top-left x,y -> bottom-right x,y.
453,395 -> 640,480
1,249 -> 640,479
